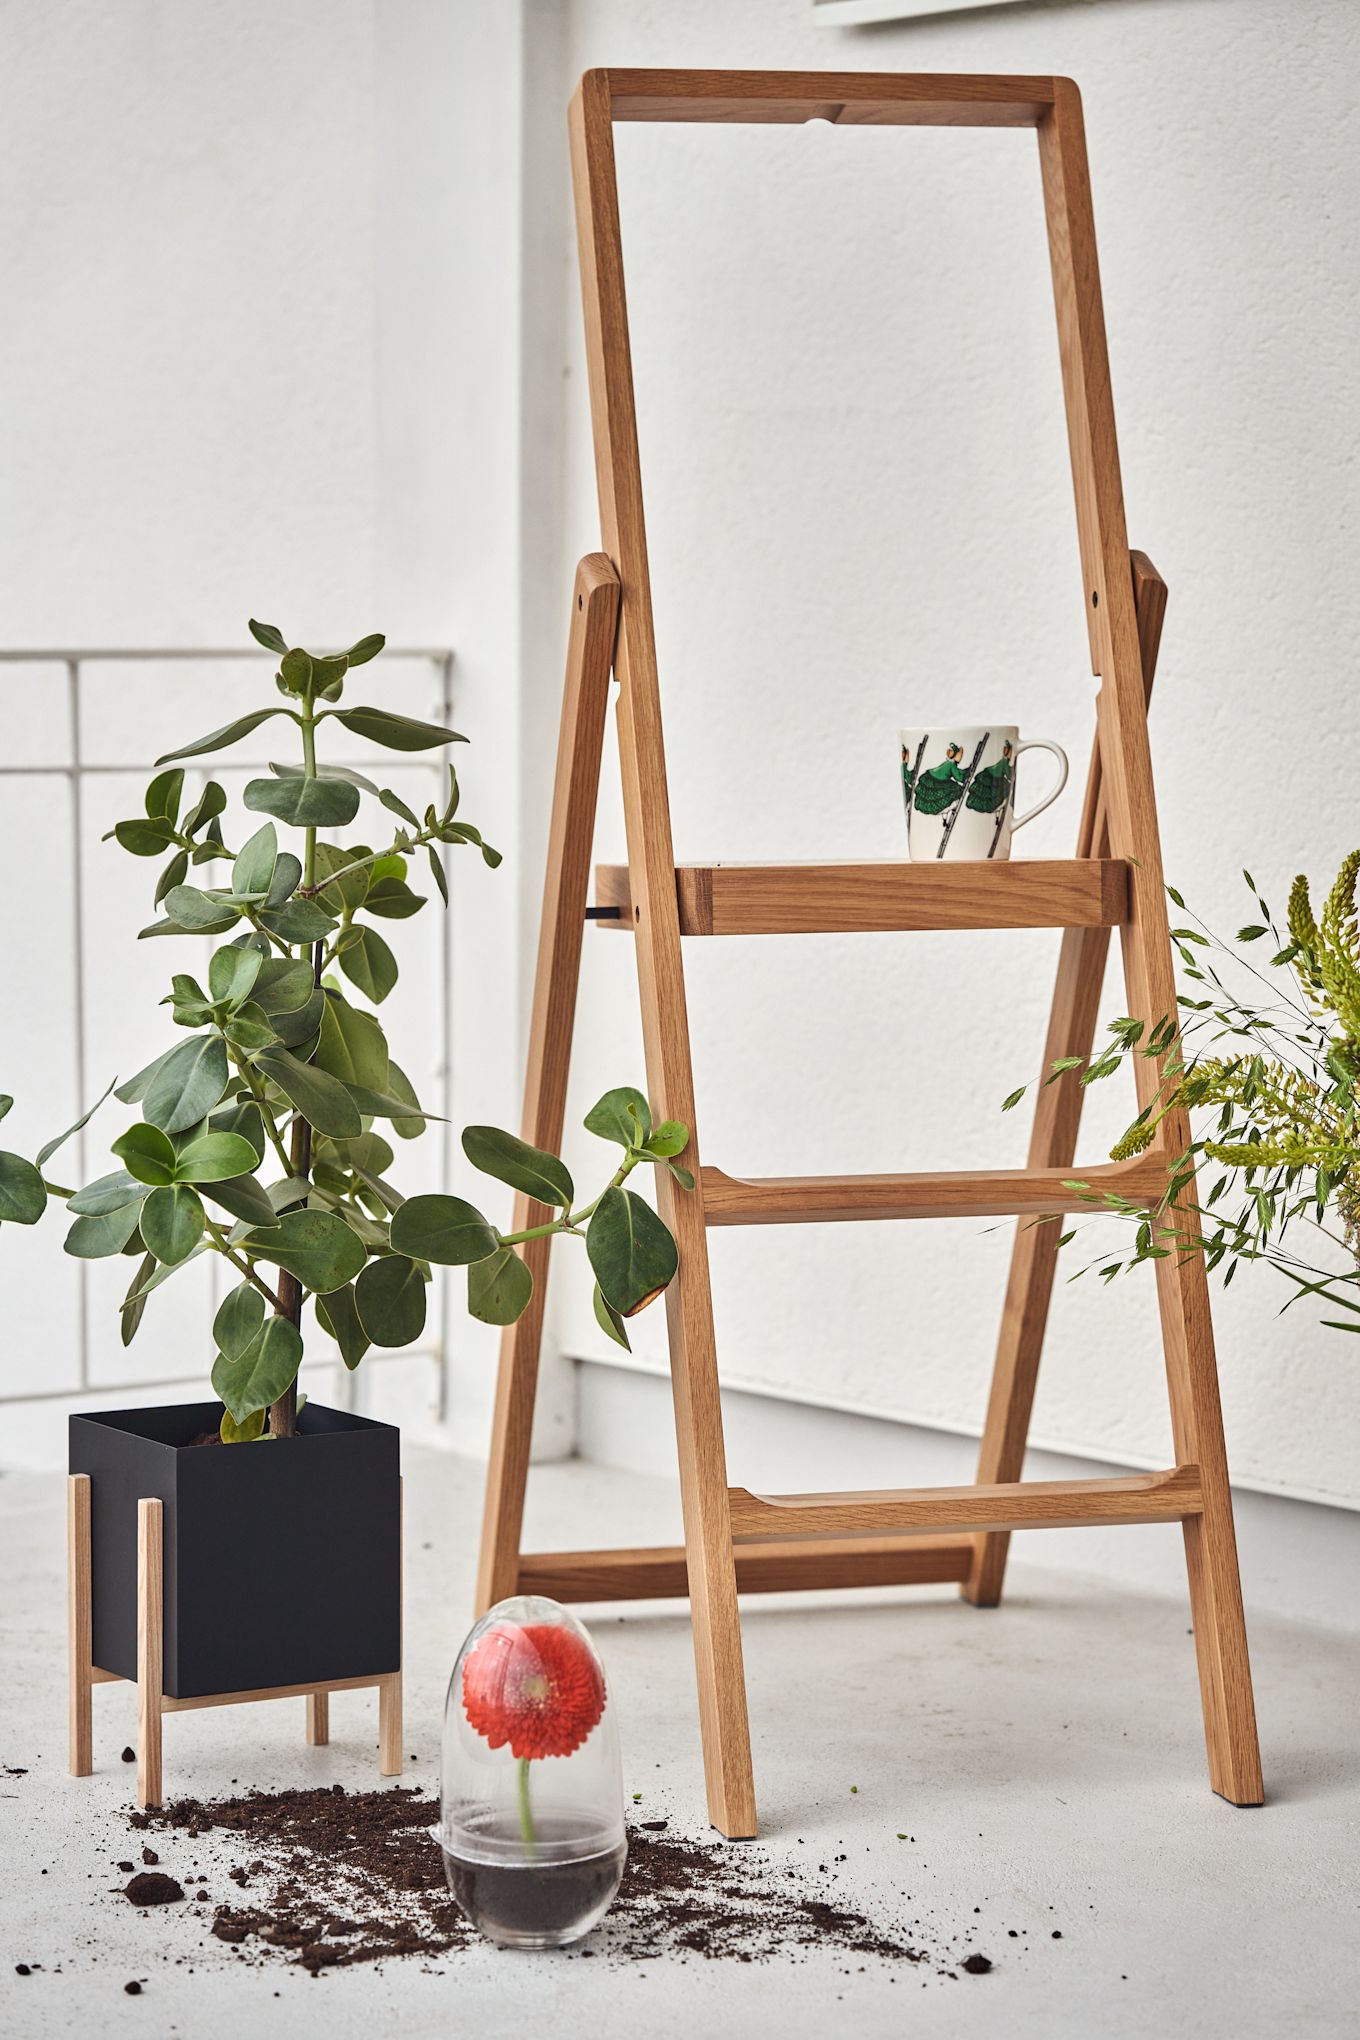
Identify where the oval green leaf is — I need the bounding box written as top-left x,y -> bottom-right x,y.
201,1171 -> 279,1231
332,706 -> 466,751
163,884 -> 242,933
143,1035 -> 230,1135
0,1150 -> 46,1225
111,1121 -> 178,1187
145,768 -> 185,825
211,1315 -> 303,1424
586,1185 -> 678,1316
467,1245 -> 533,1326
140,1183 -> 205,1266
593,1279 -> 631,1353
208,943 -> 263,1009
337,925 -> 398,1005
354,1254 -> 427,1348
242,1208 -> 367,1293
390,1192 -> 496,1267
232,822 -> 278,902
258,897 -> 337,944
314,995 -> 390,1092
68,1169 -> 144,1216
213,1280 -> 266,1361
315,1283 -> 371,1370
155,707 -> 293,767
113,817 -> 177,858
244,775 -> 361,829
461,1125 -> 573,1209
65,1199 -> 144,1259
174,1131 -> 260,1184
584,1086 -> 653,1150
251,958 -> 316,1015
255,1050 -> 362,1138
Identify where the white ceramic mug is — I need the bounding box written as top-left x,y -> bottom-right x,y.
898,724 -> 1068,861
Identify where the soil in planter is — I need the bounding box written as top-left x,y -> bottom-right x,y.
124,1786 -> 1005,1978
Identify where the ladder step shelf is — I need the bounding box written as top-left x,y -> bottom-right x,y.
593,857 -> 1128,936
728,1466 -> 1203,1540
701,1157 -> 1170,1226
519,1534 -> 975,1601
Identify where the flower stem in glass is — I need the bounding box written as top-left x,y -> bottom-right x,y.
516,1756 -> 537,1860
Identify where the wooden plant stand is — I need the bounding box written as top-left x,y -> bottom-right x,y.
68,1474 -> 403,1810
476,69 -> 1263,1838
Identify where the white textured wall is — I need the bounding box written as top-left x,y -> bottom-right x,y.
0,0 -> 531,1462
2,0 -> 1357,1519
541,0 -> 1360,1510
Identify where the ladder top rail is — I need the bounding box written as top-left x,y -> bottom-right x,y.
590,68 -> 1063,130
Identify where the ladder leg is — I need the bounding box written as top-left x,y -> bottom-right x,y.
1149,1210 -> 1264,1804
1037,82 -> 1260,1799
572,71 -> 756,1836
474,555 -> 620,1616
965,552 -> 1166,1606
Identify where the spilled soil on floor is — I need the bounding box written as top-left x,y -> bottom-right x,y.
120,1785 -> 997,1979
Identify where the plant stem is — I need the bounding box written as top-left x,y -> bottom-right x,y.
202,1216 -> 285,1312
233,1055 -> 296,1180
297,832 -> 427,900
516,1757 -> 537,1859
498,1153 -> 640,1248
269,684 -> 320,1441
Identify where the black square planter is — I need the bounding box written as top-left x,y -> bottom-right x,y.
69,1401 -> 400,1701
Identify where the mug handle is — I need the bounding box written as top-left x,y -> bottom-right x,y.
1012,739 -> 1069,832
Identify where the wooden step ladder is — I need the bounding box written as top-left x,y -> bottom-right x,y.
475,68 -> 1263,1838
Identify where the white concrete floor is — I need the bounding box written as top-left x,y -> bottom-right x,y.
1,1445 -> 1356,2039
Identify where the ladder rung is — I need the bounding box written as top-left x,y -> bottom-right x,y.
729,1466 -> 1203,1541
518,1534 -> 974,1601
701,1157 -> 1170,1225
592,858 -> 1128,936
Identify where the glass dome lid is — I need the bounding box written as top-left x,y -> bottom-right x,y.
440,1596 -> 626,1948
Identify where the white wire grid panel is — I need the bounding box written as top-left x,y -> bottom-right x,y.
0,647 -> 454,1415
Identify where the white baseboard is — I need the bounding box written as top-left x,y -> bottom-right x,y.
576,1357 -> 1360,1634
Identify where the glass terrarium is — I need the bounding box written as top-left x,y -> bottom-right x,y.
440,1595 -> 626,1949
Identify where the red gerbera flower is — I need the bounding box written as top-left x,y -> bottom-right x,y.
462,1621 -> 606,1761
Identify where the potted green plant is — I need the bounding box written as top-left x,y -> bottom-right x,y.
0,620 -> 689,1710
1003,853 -> 1360,1327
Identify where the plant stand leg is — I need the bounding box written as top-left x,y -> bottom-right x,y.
305,1691 -> 329,1745
378,1674 -> 402,1777
137,1498 -> 164,1811
474,554 -> 620,1616
67,1474 -> 93,1777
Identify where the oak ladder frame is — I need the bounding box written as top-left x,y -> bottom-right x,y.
476,69 -> 1263,1838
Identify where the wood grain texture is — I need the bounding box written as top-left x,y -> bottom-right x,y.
1040,81 -> 1261,1804
964,550 -> 1166,1609
600,67 -> 1057,128
67,1474 -> 92,1777
160,1672 -> 385,1715
474,556 -> 620,1617
137,1498 -> 163,1810
572,67 -> 756,1838
730,1466 -> 1202,1540
518,1536 -> 974,1600
305,1690 -> 330,1745
701,1156 -> 1168,1226
593,857 -> 1128,935
487,68 -> 1259,1830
